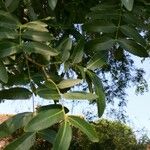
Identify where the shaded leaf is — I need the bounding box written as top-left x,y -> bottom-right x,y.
53,121 -> 72,150
57,79 -> 82,89
0,112 -> 33,138
0,60 -> 8,83
86,71 -> 106,117
4,132 -> 36,150
0,87 -> 32,100
68,115 -> 99,142
5,0 -> 20,12
25,105 -> 64,132
0,42 -> 21,58
118,39 -> 149,57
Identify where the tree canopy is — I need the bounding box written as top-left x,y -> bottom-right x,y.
0,0 -> 150,149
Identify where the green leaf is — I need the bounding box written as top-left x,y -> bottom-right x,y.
24,105 -> 64,132
53,121 -> 72,150
57,79 -> 82,89
38,129 -> 56,144
0,87 -> 32,100
83,21 -> 116,33
121,0 -> 134,11
0,60 -> 8,83
71,39 -> 84,64
86,71 -> 106,117
4,132 -> 36,150
63,92 -> 98,100
0,10 -> 20,29
21,21 -> 48,32
23,42 -> 58,56
86,38 -> 115,51
5,0 -> 20,12
120,25 -> 146,46
48,0 -> 58,10
0,112 -> 33,138
87,52 -> 108,70
118,39 -> 149,57
22,30 -> 52,42
0,42 -> 21,58
0,28 -> 18,40
57,38 -> 72,62
37,80 -> 61,100
68,115 -> 99,142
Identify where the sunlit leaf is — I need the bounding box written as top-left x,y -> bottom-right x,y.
48,0 -> 58,10
121,0 -> 134,11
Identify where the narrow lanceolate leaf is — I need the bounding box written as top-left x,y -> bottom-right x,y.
22,30 -> 52,42
5,0 -> 20,12
118,39 -> 149,57
71,39 -> 84,64
83,21 -> 116,33
23,42 -> 58,56
63,92 -> 98,100
0,60 -> 8,83
37,80 -> 61,100
48,0 -> 58,10
121,0 -> 134,11
4,132 -> 36,150
53,122 -> 72,150
86,38 -> 115,51
57,38 -> 72,62
0,10 -> 20,29
38,129 -> 57,144
0,87 -> 32,100
0,112 -> 33,138
0,42 -> 21,58
68,116 -> 99,142
87,52 -> 107,70
0,28 -> 18,40
87,71 -> 106,117
120,25 -> 146,46
57,79 -> 82,89
24,106 -> 64,132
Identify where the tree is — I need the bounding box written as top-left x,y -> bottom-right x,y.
0,0 -> 150,149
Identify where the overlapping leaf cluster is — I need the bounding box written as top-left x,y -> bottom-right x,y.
0,0 -> 150,149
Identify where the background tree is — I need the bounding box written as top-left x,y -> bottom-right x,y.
0,0 -> 150,149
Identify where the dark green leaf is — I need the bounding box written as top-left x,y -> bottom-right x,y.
0,87 -> 32,100
120,25 -> 146,46
68,115 -> 99,142
63,92 -> 98,100
38,129 -> 56,143
118,39 -> 149,57
83,21 -> 116,33
37,80 -> 61,100
53,121 -> 72,150
4,132 -> 36,150
0,60 -> 8,83
87,52 -> 108,70
5,0 -> 20,12
57,79 -> 82,89
57,38 -> 72,62
86,71 -> 106,117
0,42 -> 21,58
24,106 -> 64,132
0,112 -> 33,138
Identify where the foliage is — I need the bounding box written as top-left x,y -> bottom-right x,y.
70,119 -> 148,150
0,0 -> 150,149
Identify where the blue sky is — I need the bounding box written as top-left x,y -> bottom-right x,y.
0,55 -> 150,137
